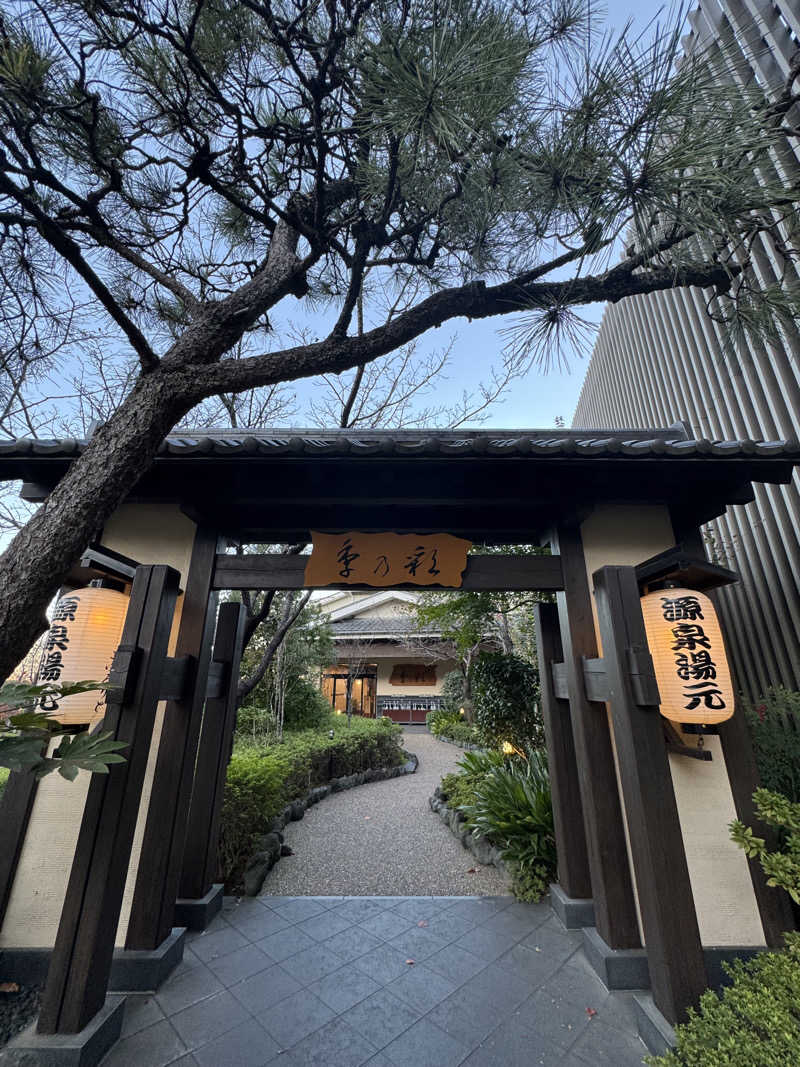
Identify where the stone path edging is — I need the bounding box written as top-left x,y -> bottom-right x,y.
243,751 -> 419,895
429,785 -> 508,874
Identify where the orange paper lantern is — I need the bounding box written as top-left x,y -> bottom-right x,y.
36,581 -> 129,726
640,587 -> 734,725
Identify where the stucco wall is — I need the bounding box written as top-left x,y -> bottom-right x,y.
579,504 -> 765,947
375,656 -> 457,696
0,503 -> 197,950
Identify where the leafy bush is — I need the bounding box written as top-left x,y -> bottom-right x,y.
508,861 -> 550,903
646,933 -> 800,1066
219,714 -> 404,888
427,706 -> 462,734
462,749 -> 555,888
283,678 -> 333,730
0,765 -> 9,799
239,678 -> 333,739
469,652 -> 543,752
731,788 -> 800,904
219,747 -> 291,890
427,705 -> 483,747
744,688 -> 800,803
440,748 -> 504,807
441,669 -> 467,715
440,721 -> 483,746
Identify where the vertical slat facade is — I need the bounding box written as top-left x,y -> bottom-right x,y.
572,0 -> 800,701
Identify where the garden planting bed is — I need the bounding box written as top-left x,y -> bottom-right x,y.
428,783 -> 507,873
220,714 -> 410,893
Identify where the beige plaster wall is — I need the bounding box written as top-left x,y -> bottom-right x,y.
375,656 -> 457,696
0,503 -> 197,950
579,504 -> 765,948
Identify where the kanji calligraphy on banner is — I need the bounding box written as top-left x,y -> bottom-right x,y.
37,584 -> 128,725
640,587 -> 734,725
304,531 -> 472,588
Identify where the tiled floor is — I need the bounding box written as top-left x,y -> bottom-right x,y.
99,895 -> 647,1067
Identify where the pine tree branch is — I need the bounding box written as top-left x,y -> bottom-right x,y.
0,167 -> 160,373
187,256 -> 740,399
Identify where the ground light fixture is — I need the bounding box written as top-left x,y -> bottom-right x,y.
640,586 -> 734,726
36,578 -> 129,727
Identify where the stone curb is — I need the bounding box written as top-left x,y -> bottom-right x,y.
243,751 -> 419,895
427,729 -> 484,751
428,786 -> 507,874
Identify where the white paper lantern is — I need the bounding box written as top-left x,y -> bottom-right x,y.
640,587 -> 734,726
37,581 -> 129,726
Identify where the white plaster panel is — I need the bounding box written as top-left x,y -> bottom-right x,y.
0,503 -> 197,949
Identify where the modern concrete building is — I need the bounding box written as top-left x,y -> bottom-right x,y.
573,0 -> 800,701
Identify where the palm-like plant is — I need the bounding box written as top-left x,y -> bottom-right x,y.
462,748 -> 555,874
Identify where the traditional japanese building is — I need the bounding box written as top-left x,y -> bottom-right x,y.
317,589 -> 458,723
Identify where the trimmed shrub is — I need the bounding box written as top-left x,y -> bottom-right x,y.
0,765 -> 8,799
646,933 -> 800,1066
219,714 -> 404,889
470,652 -> 543,752
283,678 -> 334,731
218,748 -> 291,891
441,669 -> 467,715
745,687 -> 800,803
427,706 -> 461,734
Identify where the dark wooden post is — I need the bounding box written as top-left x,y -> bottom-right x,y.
671,529 -> 795,945
532,602 -> 592,900
550,525 -> 641,949
0,770 -> 40,929
179,602 -> 246,900
37,565 -> 179,1035
125,529 -> 219,950
593,565 -> 707,1025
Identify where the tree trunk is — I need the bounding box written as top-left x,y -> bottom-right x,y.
0,367 -> 195,684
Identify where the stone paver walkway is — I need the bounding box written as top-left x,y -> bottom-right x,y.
100,894 -> 647,1067
262,729 -> 508,896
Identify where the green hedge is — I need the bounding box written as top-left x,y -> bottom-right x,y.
647,933 -> 800,1066
427,708 -> 483,747
745,687 -> 800,803
0,766 -> 8,799
219,714 -> 404,889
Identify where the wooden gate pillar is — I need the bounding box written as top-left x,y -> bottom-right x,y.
593,565 -> 707,1025
532,602 -> 591,901
179,602 -> 246,901
37,564 -> 179,1035
550,525 -> 641,949
125,529 -> 219,950
670,529 -> 795,946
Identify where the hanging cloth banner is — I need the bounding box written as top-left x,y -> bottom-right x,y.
640,587 -> 735,725
304,531 -> 472,588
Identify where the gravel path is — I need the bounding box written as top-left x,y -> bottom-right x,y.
261,728 -> 510,897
